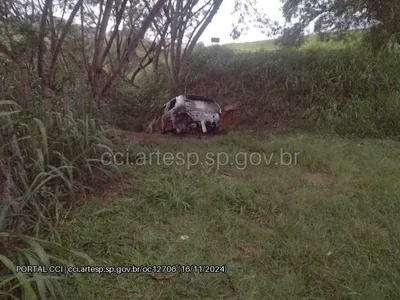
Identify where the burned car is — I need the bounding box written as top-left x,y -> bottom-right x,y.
148,95 -> 222,134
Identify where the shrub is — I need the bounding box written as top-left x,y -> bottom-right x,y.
102,68 -> 172,131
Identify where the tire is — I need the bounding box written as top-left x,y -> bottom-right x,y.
174,114 -> 190,134
175,123 -> 186,134
207,123 -> 219,134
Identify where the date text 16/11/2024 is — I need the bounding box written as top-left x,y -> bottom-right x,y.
15,265 -> 228,274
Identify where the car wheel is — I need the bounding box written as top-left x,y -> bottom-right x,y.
174,114 -> 190,134
207,124 -> 219,134
175,123 -> 186,134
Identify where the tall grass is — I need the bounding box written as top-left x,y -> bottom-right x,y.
187,46 -> 400,138
0,98 -> 118,298
102,68 -> 172,131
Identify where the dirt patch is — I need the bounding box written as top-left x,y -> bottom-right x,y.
219,172 -> 241,182
304,172 -> 331,184
346,191 -> 358,200
120,130 -> 219,142
111,108 -> 295,143
233,243 -> 259,263
279,187 -> 297,196
219,110 -> 242,131
236,243 -> 257,256
77,172 -> 132,203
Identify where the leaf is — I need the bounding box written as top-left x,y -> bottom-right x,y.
0,204 -> 10,231
33,118 -> 49,167
0,100 -> 21,108
24,238 -> 50,266
149,274 -> 175,283
89,208 -> 115,217
0,290 -> 20,300
67,250 -> 95,265
0,111 -> 20,118
0,254 -> 38,300
0,232 -> 11,238
21,252 -> 47,300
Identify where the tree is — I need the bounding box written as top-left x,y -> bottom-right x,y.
230,0 -> 270,40
147,0 -> 223,94
276,0 -> 400,53
143,0 -> 271,94
0,0 -> 168,111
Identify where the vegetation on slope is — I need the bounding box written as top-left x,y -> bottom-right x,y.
187,45 -> 400,138
223,31 -> 363,52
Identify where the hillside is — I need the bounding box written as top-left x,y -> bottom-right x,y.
223,31 -> 363,52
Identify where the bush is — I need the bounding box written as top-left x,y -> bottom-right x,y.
103,68 -> 172,131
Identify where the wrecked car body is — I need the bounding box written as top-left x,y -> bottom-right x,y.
148,95 -> 222,134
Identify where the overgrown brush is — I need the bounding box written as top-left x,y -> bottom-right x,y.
0,98 -> 118,299
102,68 -> 172,131
187,46 -> 400,138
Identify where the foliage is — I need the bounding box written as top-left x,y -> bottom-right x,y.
222,30 -> 363,52
0,97 -> 118,298
0,98 -> 118,232
274,0 -> 400,54
187,46 -> 400,138
0,0 -> 169,108
103,68 -> 172,131
0,231 -> 94,300
151,0 -> 223,94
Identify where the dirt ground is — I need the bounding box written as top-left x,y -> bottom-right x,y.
120,130 -> 220,142
115,111 -> 296,142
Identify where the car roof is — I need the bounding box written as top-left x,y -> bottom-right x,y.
184,94 -> 215,102
162,95 -> 218,108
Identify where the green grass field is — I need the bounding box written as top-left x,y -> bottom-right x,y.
223,39 -> 280,52
223,31 -> 363,52
60,130 -> 400,299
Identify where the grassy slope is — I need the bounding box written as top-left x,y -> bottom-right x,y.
60,130 -> 400,299
223,31 -> 363,52
223,39 -> 280,52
